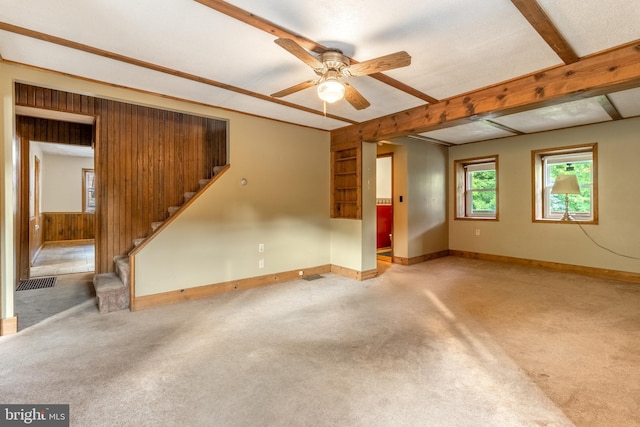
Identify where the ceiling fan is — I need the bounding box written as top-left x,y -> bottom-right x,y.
270,38 -> 411,110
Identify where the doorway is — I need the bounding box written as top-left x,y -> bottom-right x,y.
15,112 -> 97,330
376,154 -> 393,262
27,141 -> 96,277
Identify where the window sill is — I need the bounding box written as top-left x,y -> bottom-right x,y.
533,218 -> 597,225
455,217 -> 498,221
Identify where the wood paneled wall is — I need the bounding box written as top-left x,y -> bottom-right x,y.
17,116 -> 93,146
15,83 -> 228,274
43,212 -> 95,242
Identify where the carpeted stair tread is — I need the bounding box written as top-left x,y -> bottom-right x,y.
151,221 -> 164,232
133,237 -> 146,247
93,272 -> 129,313
168,206 -> 180,216
199,179 -> 210,188
93,273 -> 123,291
184,192 -> 196,203
114,255 -> 130,289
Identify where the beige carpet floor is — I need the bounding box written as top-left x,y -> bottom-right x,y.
1,256 -> 638,426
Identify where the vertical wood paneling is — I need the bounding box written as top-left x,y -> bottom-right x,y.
14,83 -> 229,273
16,116 -> 93,146
42,213 -> 95,242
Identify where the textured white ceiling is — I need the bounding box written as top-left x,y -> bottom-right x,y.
32,141 -> 94,158
492,98 -> 613,134
536,0 -> 640,56
419,122 -> 516,145
608,88 -> 640,118
1,0 -> 639,141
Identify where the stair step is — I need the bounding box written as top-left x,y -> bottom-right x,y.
168,206 -> 180,216
151,221 -> 164,232
133,237 -> 146,247
199,179 -> 210,189
184,192 -> 196,203
114,255 -> 130,289
213,165 -> 223,176
93,273 -> 129,313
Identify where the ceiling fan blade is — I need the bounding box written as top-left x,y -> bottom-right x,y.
270,80 -> 316,98
346,51 -> 411,76
343,83 -> 371,110
274,38 -> 324,70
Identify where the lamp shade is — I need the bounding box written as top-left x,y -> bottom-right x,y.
551,174 -> 581,194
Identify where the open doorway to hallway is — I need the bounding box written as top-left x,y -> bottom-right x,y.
27,140 -> 96,279
30,242 -> 95,278
376,154 -> 393,262
15,113 -> 98,331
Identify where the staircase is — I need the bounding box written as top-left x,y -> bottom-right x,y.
93,167 -> 223,313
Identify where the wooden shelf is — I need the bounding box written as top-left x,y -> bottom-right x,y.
331,144 -> 361,219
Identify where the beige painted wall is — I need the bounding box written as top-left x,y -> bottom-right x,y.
449,117 -> 640,274
0,63 -> 15,321
135,115 -> 330,296
0,62 -> 334,306
329,143 -> 378,274
376,156 -> 392,199
40,153 -> 94,213
377,138 -> 449,260
28,142 -> 43,217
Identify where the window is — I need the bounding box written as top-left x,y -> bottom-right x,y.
83,169 -> 95,213
532,144 -> 597,223
454,156 -> 498,220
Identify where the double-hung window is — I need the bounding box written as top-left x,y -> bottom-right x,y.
83,168 -> 95,213
455,156 -> 498,220
532,144 -> 597,223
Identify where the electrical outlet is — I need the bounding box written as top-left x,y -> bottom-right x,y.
475,229 -> 480,236
258,243 -> 264,253
259,259 -> 264,269
298,270 -> 304,276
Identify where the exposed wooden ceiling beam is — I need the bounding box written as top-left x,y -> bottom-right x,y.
511,0 -> 579,64
331,41 -> 640,145
194,0 -> 438,104
596,95 -> 624,120
0,21 -> 357,125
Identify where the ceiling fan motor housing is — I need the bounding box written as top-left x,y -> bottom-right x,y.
320,50 -> 349,73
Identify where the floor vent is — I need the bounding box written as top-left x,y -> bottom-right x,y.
303,274 -> 324,281
17,276 -> 57,291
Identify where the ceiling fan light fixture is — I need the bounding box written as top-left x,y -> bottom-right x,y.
317,79 -> 345,103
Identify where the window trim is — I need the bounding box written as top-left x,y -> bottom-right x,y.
454,155 -> 499,221
82,168 -> 95,213
531,143 -> 598,224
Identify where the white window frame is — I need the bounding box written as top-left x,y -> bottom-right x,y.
532,144 -> 598,224
83,168 -> 95,213
543,152 -> 593,220
454,156 -> 498,220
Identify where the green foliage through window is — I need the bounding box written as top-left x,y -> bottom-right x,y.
548,161 -> 592,215
469,170 -> 496,213
455,156 -> 498,220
